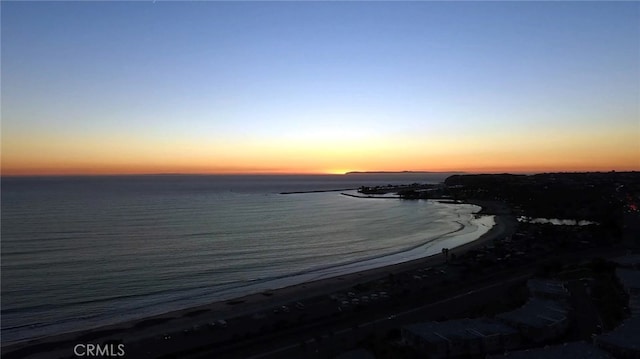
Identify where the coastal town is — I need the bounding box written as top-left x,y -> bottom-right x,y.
3,171 -> 639,359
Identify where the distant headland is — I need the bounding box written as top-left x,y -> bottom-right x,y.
344,171 -> 467,175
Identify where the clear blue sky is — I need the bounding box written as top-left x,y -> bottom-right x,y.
2,1 -> 639,174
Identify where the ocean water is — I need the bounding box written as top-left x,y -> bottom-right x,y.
0,174 -> 491,344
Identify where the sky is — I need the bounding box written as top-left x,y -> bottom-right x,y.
2,1 -> 639,175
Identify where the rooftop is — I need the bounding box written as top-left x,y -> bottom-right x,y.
404,318 -> 518,343
596,316 -> 640,352
334,348 -> 375,359
496,298 -> 567,328
616,268 -> 640,292
489,341 -> 612,359
629,295 -> 640,316
527,278 -> 569,298
612,254 -> 640,267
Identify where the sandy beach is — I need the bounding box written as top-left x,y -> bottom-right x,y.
2,200 -> 517,359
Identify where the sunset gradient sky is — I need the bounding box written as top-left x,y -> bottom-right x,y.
2,1 -> 639,175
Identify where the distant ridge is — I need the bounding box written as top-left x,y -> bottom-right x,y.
344,171 -> 467,175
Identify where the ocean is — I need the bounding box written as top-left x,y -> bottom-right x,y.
0,173 -> 493,344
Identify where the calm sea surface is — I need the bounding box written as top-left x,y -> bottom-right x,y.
1,173 -> 484,344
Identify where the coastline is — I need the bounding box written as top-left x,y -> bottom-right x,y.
2,200 -> 516,358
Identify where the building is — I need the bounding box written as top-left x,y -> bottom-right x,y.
612,254 -> 640,269
591,265 -> 640,358
595,316 -> 640,358
402,318 -> 520,358
616,267 -> 640,317
496,298 -> 568,343
527,278 -> 570,301
334,348 -> 375,359
489,341 -> 613,358
628,294 -> 640,317
616,268 -> 640,296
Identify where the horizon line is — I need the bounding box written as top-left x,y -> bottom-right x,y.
2,169 -> 637,178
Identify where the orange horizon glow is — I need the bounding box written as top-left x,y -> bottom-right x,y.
3,124 -> 638,177
3,162 -> 638,177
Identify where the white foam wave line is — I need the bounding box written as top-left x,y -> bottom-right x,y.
202,212 -> 496,302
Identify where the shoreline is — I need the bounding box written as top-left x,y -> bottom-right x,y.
280,188 -> 357,194
2,200 -> 516,358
